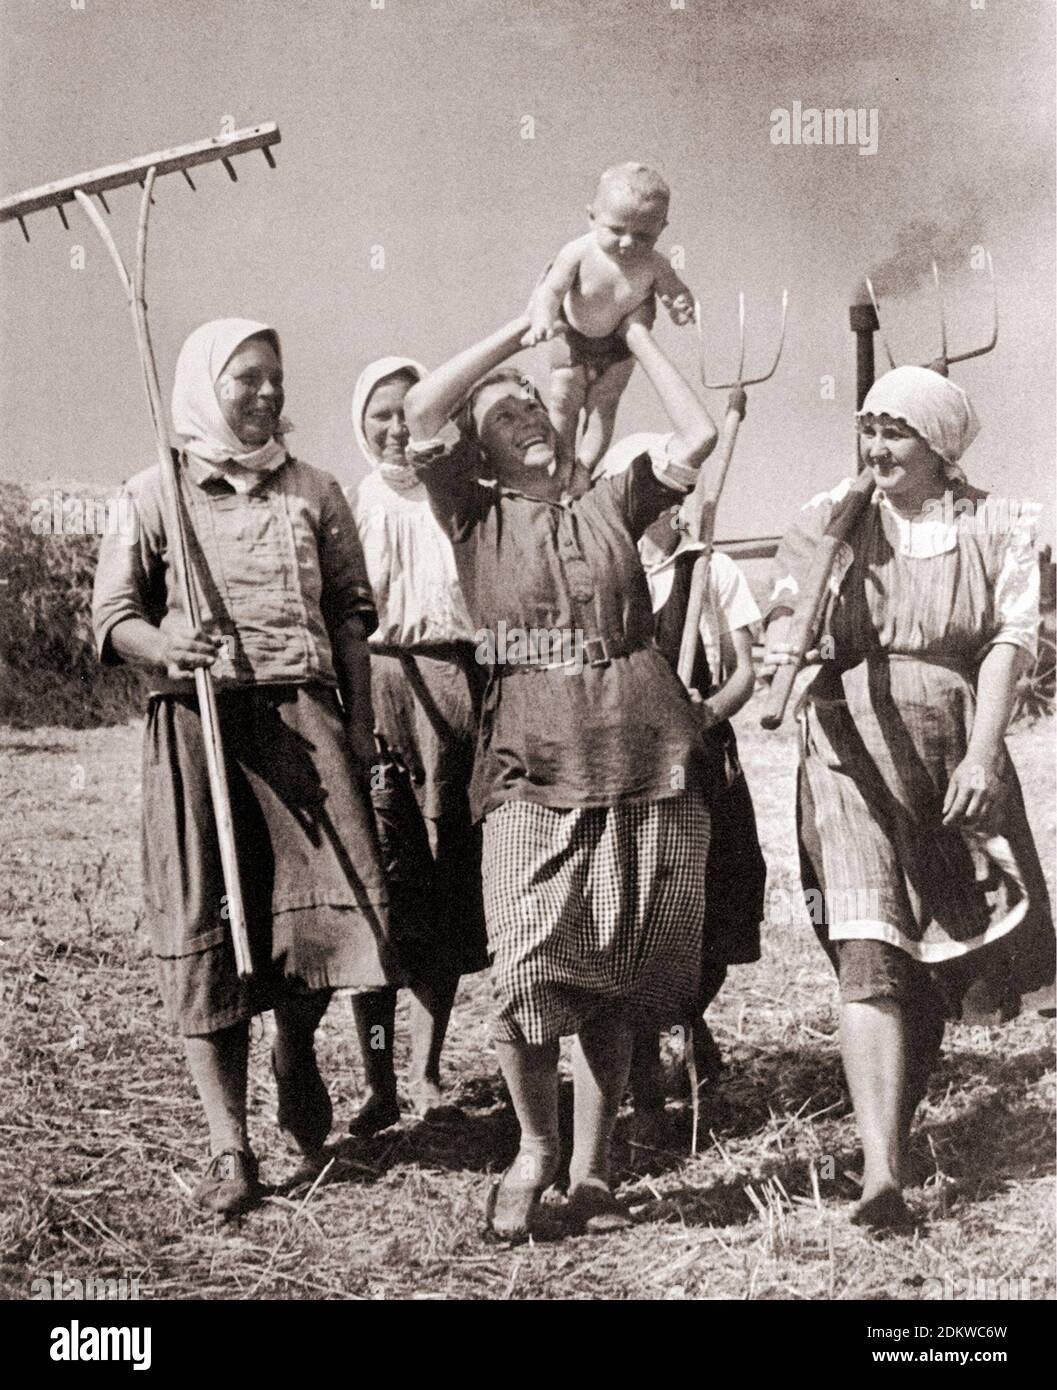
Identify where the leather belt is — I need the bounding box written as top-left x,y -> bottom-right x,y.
495,634 -> 650,675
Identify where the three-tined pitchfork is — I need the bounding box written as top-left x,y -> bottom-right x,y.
676,289 -> 789,690
1,123 -> 283,977
760,251 -> 999,732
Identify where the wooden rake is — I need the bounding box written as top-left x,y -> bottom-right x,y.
676,289 -> 789,689
1,123 -> 282,976
760,251 -> 999,731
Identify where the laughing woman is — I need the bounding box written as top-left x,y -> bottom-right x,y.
345,357 -> 488,1130
93,319 -> 394,1215
765,365 -> 1055,1230
403,302 -> 719,1237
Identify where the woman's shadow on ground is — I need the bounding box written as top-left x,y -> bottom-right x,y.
313,1041 -> 1053,1229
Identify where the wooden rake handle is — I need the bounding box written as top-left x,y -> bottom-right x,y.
74,173 -> 253,977
760,469 -> 876,730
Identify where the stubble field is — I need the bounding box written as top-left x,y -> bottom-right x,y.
1,700 -> 1053,1301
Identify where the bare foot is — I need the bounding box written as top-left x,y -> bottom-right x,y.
484,1152 -> 559,1242
850,1186 -> 913,1232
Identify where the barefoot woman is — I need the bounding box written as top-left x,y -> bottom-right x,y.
404,301 -> 719,1236
93,320 -> 393,1214
765,365 -> 1054,1229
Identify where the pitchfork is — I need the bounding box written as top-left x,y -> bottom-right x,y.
672,288 -> 787,1155
761,251 -> 999,731
676,289 -> 789,689
864,249 -> 998,380
1,123 -> 283,977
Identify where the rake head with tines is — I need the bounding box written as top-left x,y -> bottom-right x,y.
0,123 -> 280,241
864,249 -> 998,379
1,123 -> 283,978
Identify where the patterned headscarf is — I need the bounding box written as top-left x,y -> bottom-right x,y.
857,365 -> 980,478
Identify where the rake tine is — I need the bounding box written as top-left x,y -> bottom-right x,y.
17,215 -> 29,242
97,192 -> 111,214
182,169 -> 196,192
864,277 -> 897,371
931,259 -> 949,370
56,203 -> 69,230
946,248 -> 998,365
222,157 -> 238,182
262,146 -> 276,169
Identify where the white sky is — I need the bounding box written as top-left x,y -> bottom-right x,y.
1,0 -> 1054,543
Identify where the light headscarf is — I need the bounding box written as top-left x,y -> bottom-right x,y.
351,356 -> 427,492
857,365 -> 980,479
171,318 -> 289,474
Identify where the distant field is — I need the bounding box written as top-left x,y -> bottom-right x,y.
1,700 -> 1053,1301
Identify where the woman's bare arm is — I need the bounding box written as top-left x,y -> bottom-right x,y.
404,315 -> 530,442
622,304 -> 717,468
702,626 -> 756,726
109,617 -> 220,679
943,641 -> 1028,825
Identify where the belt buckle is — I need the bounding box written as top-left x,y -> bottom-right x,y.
583,637 -> 610,667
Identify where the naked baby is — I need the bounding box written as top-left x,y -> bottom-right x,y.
523,162 -> 696,468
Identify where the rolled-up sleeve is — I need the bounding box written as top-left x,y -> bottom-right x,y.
319,478 -> 378,637
408,431 -> 487,543
92,488 -> 153,665
987,505 -> 1040,661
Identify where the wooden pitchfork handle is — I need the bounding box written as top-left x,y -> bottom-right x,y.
75,172 -> 254,977
676,386 -> 748,688
760,469 -> 876,730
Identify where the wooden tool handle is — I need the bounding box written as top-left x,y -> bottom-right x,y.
760,470 -> 876,729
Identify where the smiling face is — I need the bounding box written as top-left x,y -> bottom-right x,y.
589,185 -> 668,264
215,335 -> 284,446
472,381 -> 563,497
857,413 -> 947,507
363,371 -> 415,468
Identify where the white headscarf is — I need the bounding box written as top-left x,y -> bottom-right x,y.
171,318 -> 289,473
350,356 -> 427,492
857,365 -> 980,479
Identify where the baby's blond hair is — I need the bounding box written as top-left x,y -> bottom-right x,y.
594,162 -> 670,213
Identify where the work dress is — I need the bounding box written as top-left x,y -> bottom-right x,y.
770,478 -> 1054,1022
352,469 -> 488,982
93,453 -> 395,1035
412,433 -> 715,1045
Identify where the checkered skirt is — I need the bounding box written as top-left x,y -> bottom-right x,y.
482,791 -> 710,1044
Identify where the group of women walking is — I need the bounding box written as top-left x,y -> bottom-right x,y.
92,295 -> 1054,1241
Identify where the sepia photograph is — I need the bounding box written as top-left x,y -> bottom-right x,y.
0,0 -> 1053,1348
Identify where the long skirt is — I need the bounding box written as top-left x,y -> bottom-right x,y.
369,644 -> 489,981
482,791 -> 711,1044
797,661 -> 1056,1024
143,683 -> 396,1036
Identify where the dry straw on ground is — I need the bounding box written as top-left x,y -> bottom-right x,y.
2,698 -> 1053,1301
